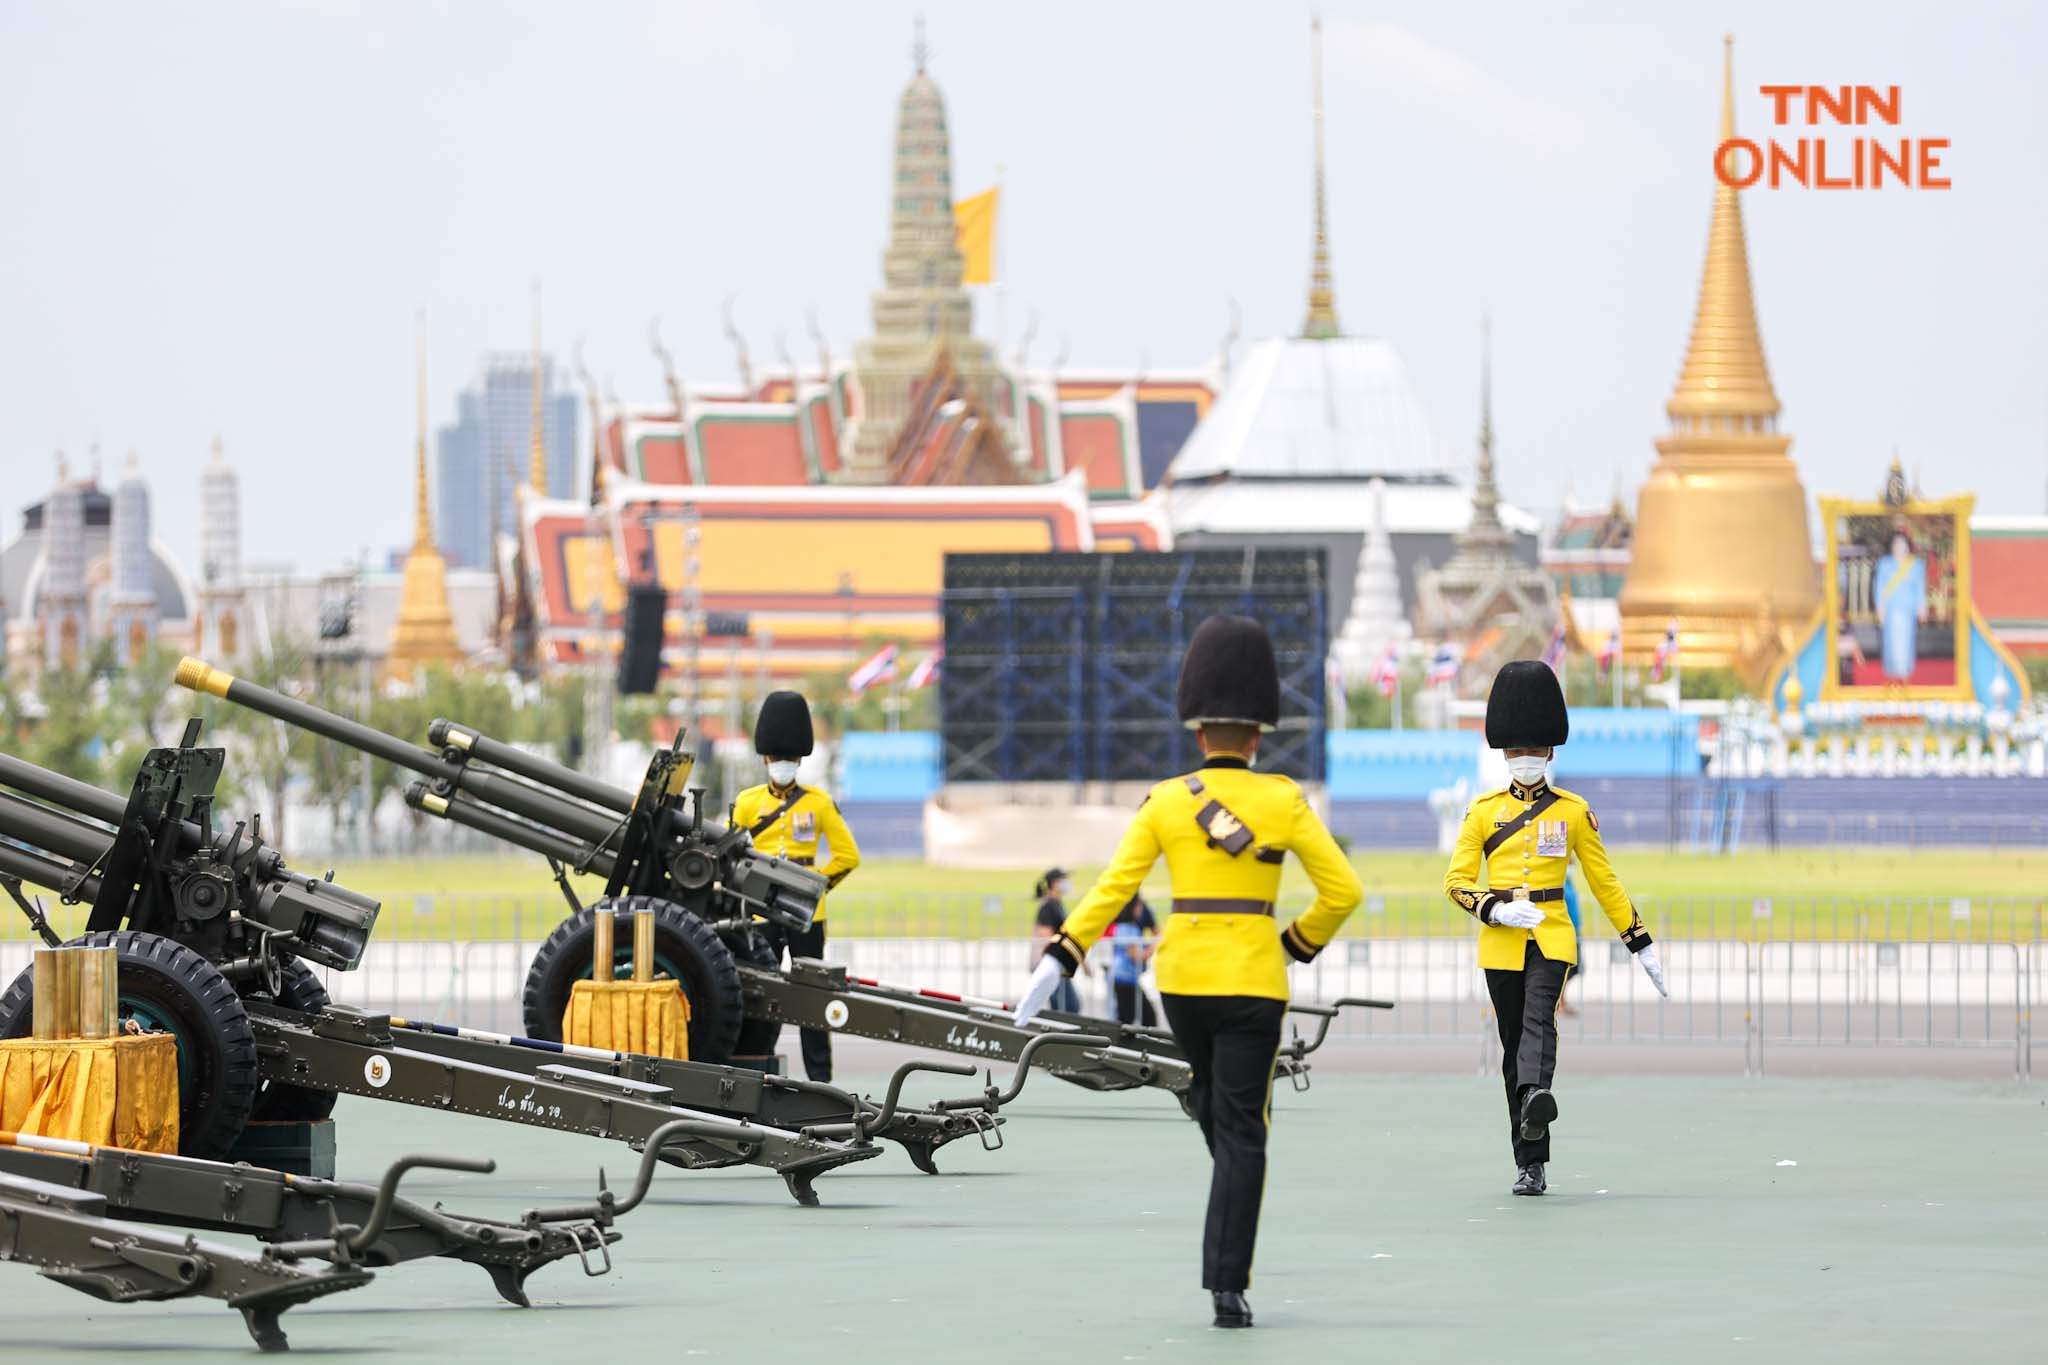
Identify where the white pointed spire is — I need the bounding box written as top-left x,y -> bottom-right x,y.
1333,475 -> 1410,680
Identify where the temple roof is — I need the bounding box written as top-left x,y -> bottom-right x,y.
1164,335 -> 1454,484
1165,473 -> 1539,537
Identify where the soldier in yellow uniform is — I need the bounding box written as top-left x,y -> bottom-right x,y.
732,690 -> 861,1082
1014,616 -> 1363,1330
1445,660 -> 1667,1196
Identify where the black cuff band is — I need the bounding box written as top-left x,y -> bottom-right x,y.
1281,923 -> 1320,963
1044,935 -> 1084,976
1622,920 -> 1653,952
1477,893 -> 1502,926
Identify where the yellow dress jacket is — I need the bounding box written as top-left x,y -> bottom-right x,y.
1045,756 -> 1364,1001
1442,779 -> 1651,971
732,783 -> 861,924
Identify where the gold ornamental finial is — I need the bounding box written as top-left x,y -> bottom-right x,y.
1300,15 -> 1341,340
413,310 -> 432,549
1668,35 -> 1780,423
528,279 -> 547,494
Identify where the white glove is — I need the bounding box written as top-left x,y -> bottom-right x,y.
1636,944 -> 1669,997
1012,956 -> 1065,1025
1491,900 -> 1546,930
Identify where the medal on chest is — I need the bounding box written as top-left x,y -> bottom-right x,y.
1535,820 -> 1568,858
793,810 -> 816,842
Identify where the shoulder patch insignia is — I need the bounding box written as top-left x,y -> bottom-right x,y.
1587,810 -> 1599,832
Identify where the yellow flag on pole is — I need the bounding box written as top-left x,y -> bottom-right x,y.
953,186 -> 999,285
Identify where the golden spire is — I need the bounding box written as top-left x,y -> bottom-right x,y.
413,311 -> 433,549
1668,35 -> 1779,425
528,279 -> 547,493
388,309 -> 464,682
1300,15 -> 1341,340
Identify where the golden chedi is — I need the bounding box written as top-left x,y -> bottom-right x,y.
1619,37 -> 1819,687
386,319 -> 464,683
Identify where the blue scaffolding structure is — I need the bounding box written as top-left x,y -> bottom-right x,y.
940,549 -> 1328,784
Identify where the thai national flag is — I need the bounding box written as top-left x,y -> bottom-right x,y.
1541,617 -> 1568,671
907,648 -> 943,690
1598,625 -> 1621,675
1374,644 -> 1400,698
848,643 -> 899,695
1425,643 -> 1459,686
1651,621 -> 1680,682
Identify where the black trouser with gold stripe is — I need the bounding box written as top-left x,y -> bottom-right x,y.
1483,940 -> 1572,1166
1160,993 -> 1285,1293
766,921 -> 833,1082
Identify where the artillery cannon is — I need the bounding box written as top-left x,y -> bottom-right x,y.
0,1136 -> 634,1351
177,657 -> 1393,1110
0,713 -> 1037,1202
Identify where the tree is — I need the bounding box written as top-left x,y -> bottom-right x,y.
204,635 -> 312,847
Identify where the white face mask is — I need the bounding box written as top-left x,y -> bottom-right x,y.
766,760 -> 801,787
1505,755 -> 1550,787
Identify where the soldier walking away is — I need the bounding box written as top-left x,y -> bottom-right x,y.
733,690 -> 862,1082
1014,615 -> 1364,1329
1444,661 -> 1667,1197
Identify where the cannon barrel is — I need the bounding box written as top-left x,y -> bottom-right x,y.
0,837 -> 103,902
0,789 -> 118,866
0,752 -> 128,826
0,742 -> 379,971
406,782 -> 620,879
177,657 -> 623,849
178,657 -> 463,782
429,719 -> 631,815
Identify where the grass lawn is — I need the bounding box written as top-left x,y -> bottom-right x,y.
14,847 -> 2029,944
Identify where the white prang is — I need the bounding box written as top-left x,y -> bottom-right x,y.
1332,477 -> 1410,683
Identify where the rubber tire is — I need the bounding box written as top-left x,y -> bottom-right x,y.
247,960 -> 340,1122
522,897 -> 745,1062
0,930 -> 260,1161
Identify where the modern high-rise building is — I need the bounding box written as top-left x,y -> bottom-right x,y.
436,355 -> 578,568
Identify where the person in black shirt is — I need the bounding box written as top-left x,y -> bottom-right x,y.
1030,869 -> 1083,1014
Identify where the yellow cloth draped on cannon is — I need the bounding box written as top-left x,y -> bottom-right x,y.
563,980 -> 692,1060
0,1033 -> 180,1152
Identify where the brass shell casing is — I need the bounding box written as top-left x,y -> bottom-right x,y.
31,949 -> 63,1041
592,908 -> 615,984
76,947 -> 117,1040
632,906 -> 655,983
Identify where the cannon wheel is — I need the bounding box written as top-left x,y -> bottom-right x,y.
0,930 -> 260,1160
522,897 -> 745,1062
247,960 -> 340,1122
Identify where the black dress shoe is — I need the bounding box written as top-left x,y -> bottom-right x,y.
1512,1163 -> 1547,1196
1518,1087 -> 1558,1142
1212,1291 -> 1254,1328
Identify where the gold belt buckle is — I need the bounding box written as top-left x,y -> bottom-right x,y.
1512,887 -> 1530,902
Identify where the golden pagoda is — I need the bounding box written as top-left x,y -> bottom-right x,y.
385,318 -> 465,683
1618,36 -> 1819,687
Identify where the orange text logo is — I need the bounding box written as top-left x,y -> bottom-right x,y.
1716,86 -> 1950,190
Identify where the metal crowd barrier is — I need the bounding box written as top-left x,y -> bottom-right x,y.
0,891 -> 2035,1079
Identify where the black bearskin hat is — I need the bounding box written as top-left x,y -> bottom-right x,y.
753,690 -> 815,757
1484,660 -> 1569,749
1176,615 -> 1280,731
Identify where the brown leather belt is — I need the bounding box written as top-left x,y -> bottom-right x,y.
1508,887 -> 1564,903
785,854 -> 815,866
1171,898 -> 1276,917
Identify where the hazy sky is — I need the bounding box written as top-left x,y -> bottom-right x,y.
3,1 -> 2043,575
